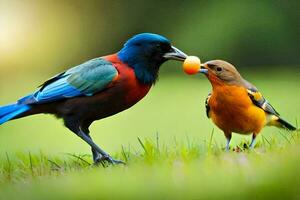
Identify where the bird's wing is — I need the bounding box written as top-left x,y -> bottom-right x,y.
205,93 -> 212,118
20,58 -> 118,104
243,79 -> 280,116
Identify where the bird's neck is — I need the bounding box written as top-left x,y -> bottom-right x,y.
130,63 -> 160,85
207,74 -> 224,89
117,51 -> 161,85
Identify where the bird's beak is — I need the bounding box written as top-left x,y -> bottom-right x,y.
199,64 -> 208,74
163,46 -> 187,61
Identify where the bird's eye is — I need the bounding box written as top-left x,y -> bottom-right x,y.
216,67 -> 223,72
155,43 -> 171,52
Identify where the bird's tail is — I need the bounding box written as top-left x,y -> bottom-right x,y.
268,115 -> 297,131
276,117 -> 297,131
0,103 -> 31,125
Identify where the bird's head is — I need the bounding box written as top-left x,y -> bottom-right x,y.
199,60 -> 243,86
118,33 -> 187,84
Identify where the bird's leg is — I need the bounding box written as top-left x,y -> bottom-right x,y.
64,119 -> 125,165
225,138 -> 231,151
77,128 -> 125,165
91,148 -> 103,164
249,133 -> 257,149
85,134 -> 104,164
78,126 -> 104,164
225,132 -> 232,151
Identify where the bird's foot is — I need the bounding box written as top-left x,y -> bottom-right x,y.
94,154 -> 125,166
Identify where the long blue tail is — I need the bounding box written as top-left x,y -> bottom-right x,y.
0,103 -> 31,125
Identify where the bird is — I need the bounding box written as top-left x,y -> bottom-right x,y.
198,60 -> 297,150
0,33 -> 187,164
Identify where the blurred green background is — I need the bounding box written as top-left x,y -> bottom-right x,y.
0,1 -> 300,199
0,0 -> 299,154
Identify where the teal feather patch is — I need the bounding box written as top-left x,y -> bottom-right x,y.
67,58 -> 118,95
22,58 -> 118,104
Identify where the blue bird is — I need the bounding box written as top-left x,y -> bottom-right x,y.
0,33 -> 187,164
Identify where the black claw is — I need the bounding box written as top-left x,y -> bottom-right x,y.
105,155 -> 126,165
94,155 -> 126,166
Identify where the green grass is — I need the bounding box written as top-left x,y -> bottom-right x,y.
0,134 -> 300,200
0,68 -> 300,199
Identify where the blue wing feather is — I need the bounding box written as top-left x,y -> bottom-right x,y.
20,58 -> 118,104
34,76 -> 83,102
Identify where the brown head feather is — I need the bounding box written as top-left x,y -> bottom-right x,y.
203,60 -> 247,87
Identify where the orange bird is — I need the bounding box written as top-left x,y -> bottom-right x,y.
198,60 -> 296,150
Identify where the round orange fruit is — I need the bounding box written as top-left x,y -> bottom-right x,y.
183,56 -> 201,75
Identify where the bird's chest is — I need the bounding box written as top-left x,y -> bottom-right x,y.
115,65 -> 152,106
209,85 -> 265,133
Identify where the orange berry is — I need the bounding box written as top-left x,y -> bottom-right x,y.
183,56 -> 201,75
